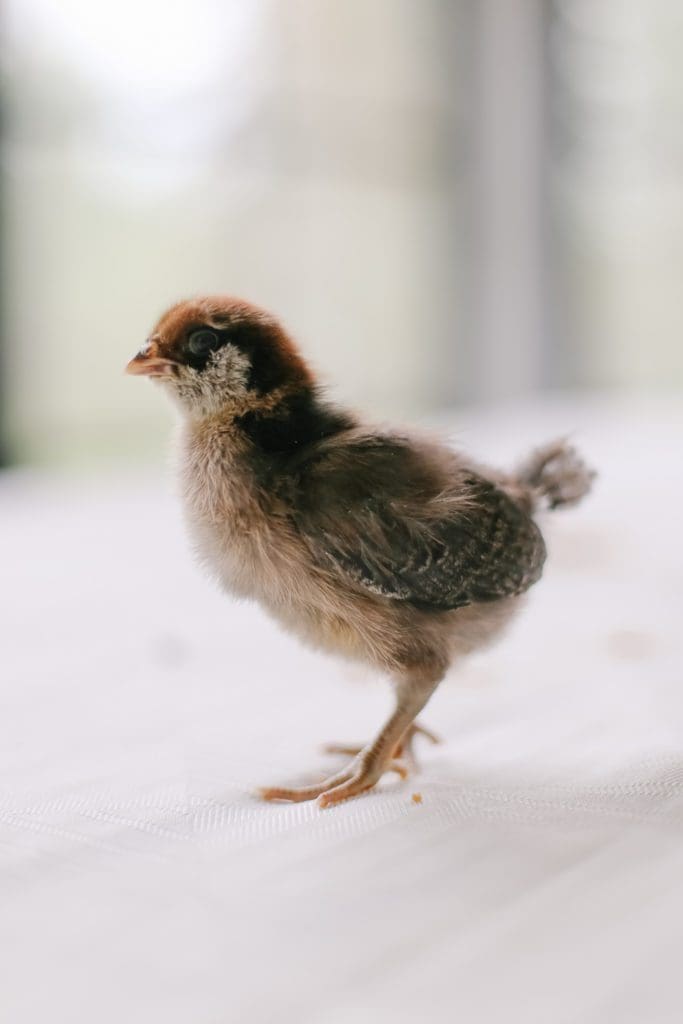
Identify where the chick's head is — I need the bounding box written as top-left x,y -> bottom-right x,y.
126,296 -> 312,417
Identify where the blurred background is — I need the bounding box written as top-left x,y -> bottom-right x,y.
1,0 -> 682,467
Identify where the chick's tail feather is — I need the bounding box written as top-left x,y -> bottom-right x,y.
514,439 -> 595,512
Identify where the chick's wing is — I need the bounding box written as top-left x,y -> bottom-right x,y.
287,435 -> 546,611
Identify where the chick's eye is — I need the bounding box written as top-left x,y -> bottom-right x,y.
187,329 -> 219,356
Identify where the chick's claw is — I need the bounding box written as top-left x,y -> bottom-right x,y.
258,753 -> 410,808
258,772 -> 352,805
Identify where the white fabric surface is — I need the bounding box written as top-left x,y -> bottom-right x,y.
1,396 -> 682,1024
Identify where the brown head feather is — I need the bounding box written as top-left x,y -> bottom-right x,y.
138,296 -> 314,417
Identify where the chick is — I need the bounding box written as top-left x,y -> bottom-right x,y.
126,296 -> 594,807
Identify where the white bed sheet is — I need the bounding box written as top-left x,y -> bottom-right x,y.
1,396 -> 682,1023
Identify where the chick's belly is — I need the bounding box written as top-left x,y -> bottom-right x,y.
266,599 -> 370,660
189,523 -> 369,659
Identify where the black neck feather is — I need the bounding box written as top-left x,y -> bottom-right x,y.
235,388 -> 353,458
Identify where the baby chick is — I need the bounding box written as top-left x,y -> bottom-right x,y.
126,296 -> 594,807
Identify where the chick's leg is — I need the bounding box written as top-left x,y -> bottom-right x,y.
323,722 -> 440,766
259,666 -> 443,808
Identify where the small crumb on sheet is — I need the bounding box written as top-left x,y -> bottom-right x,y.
411,793 -> 422,805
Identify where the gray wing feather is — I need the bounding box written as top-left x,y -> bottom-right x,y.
289,437 -> 546,611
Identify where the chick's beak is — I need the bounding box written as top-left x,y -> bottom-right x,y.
125,342 -> 177,378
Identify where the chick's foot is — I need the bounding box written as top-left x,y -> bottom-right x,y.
258,751 -> 410,808
258,722 -> 439,807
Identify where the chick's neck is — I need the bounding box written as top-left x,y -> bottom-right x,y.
234,384 -> 355,457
